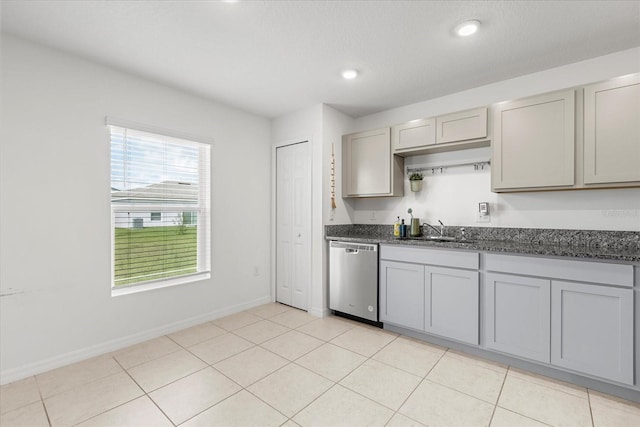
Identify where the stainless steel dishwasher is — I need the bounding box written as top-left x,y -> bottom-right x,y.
329,241 -> 379,322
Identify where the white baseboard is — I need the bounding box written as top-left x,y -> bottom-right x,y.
0,295 -> 271,385
308,306 -> 330,318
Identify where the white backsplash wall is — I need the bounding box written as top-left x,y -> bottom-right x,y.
353,149 -> 640,231
354,175 -> 640,231
349,48 -> 640,232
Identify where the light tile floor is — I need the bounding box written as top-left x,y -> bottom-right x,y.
2,302 -> 639,426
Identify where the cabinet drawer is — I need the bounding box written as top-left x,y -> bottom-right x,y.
380,245 -> 479,269
485,254 -> 633,287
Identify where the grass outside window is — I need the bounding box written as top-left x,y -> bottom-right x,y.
114,226 -> 197,287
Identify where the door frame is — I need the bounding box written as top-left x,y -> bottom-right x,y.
271,137 -> 313,310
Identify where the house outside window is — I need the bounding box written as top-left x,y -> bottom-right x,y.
108,118 -> 211,294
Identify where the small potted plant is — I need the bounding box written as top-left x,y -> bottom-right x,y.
409,172 -> 424,192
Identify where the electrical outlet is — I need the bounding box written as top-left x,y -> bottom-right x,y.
370,211 -> 376,221
253,266 -> 260,276
476,212 -> 491,223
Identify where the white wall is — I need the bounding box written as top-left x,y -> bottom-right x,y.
348,48 -> 640,231
271,104 -> 324,316
271,104 -> 355,317
322,104 -> 356,226
0,35 -> 273,383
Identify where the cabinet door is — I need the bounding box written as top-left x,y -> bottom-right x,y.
342,128 -> 403,197
584,74 -> 640,184
485,273 -> 551,363
551,280 -> 633,385
392,118 -> 436,152
425,266 -> 479,345
436,107 -> 487,144
492,90 -> 575,191
379,261 -> 424,330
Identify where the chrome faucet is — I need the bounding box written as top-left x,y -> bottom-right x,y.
422,220 -> 445,236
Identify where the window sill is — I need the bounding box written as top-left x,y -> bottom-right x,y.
111,272 -> 211,297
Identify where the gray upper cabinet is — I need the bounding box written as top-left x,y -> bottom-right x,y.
424,266 -> 479,345
551,280 -> 634,385
392,107 -> 489,156
379,260 -> 424,331
485,273 -> 551,363
342,127 -> 404,198
583,74 -> 640,185
392,118 -> 436,152
436,107 -> 487,144
492,90 -> 575,191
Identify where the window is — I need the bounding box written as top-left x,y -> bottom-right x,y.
108,118 -> 211,293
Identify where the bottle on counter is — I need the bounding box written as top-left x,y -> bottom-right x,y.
393,216 -> 400,237
400,219 -> 407,238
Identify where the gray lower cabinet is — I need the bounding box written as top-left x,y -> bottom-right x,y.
379,260 -> 424,330
551,280 -> 634,385
484,273 -> 551,363
379,257 -> 480,344
425,266 -> 479,345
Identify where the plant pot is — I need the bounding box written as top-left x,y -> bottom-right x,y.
410,180 -> 423,192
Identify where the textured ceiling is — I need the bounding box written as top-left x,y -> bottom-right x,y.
2,1 -> 639,118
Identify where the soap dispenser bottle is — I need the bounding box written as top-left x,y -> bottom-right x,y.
400,219 -> 407,238
393,216 -> 400,237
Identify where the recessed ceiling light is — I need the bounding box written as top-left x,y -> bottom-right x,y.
342,69 -> 358,80
455,20 -> 480,37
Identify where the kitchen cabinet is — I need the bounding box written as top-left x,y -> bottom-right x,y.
551,280 -> 634,385
485,253 -> 634,385
436,107 -> 487,144
392,107 -> 489,156
392,118 -> 436,152
379,260 -> 424,330
379,245 -> 480,344
342,127 -> 404,197
583,74 -> 640,185
484,273 -> 551,363
425,266 -> 479,345
492,90 -> 575,191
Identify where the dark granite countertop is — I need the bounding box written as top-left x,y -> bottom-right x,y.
325,225 -> 640,263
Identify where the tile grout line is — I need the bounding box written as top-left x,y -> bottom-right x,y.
587,388 -> 596,427
282,327 -> 401,423
112,355 -> 177,427
32,375 -> 53,427
493,369 -> 557,427
171,304 -> 301,424
383,343 -> 449,426
487,365 -> 509,426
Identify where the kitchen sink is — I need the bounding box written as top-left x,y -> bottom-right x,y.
422,235 -> 458,242
408,235 -> 474,243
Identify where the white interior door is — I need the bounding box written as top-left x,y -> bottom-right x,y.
276,142 -> 310,310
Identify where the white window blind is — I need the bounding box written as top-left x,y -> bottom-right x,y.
108,121 -> 211,291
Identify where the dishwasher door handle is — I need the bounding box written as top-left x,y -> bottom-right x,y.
345,248 -> 359,254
